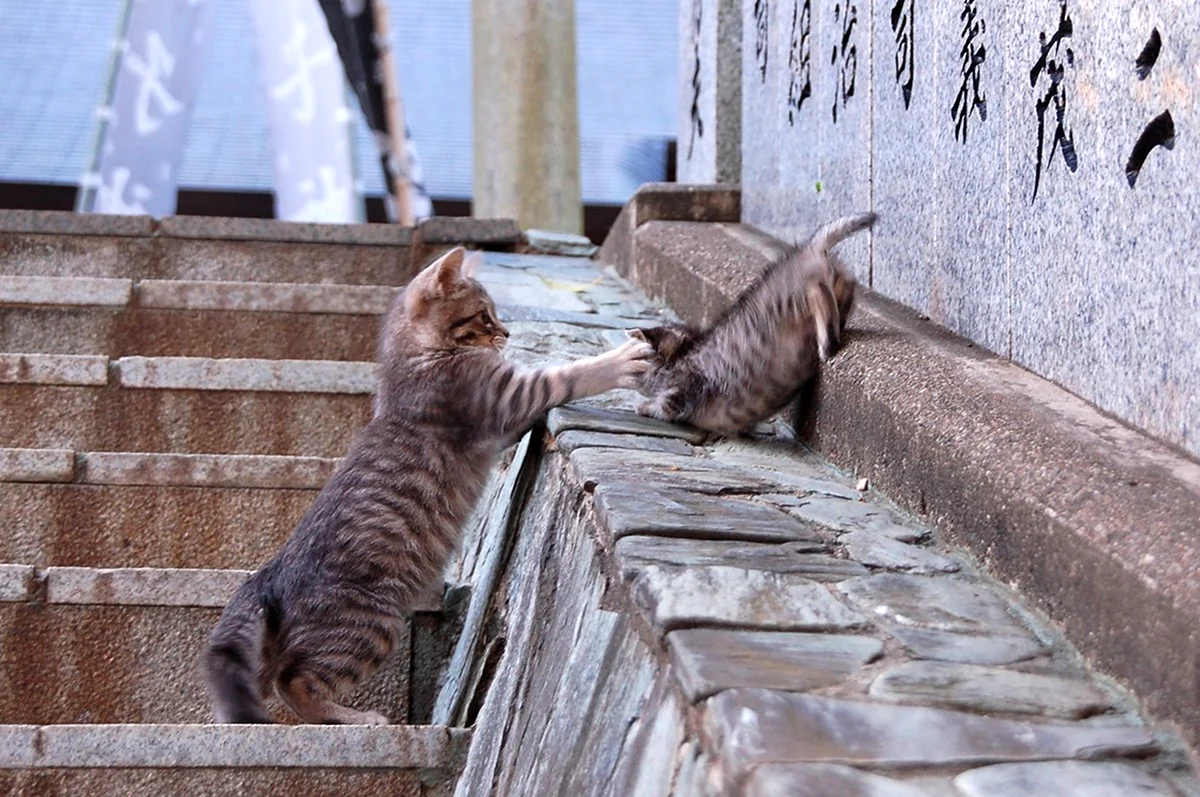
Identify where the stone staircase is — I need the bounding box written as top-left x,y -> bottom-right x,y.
0,213 -> 473,794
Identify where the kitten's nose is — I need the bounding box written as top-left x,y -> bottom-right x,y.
495,321 -> 510,338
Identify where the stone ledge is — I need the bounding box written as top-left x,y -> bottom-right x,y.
115,356 -> 375,393
79,452 -> 338,489
597,216 -> 1200,754
0,210 -> 154,238
0,275 -> 132,307
0,448 -> 75,483
157,216 -> 413,246
136,279 -> 395,315
413,217 -> 522,245
43,567 -> 253,607
0,724 -> 465,768
0,565 -> 35,602
0,354 -> 110,387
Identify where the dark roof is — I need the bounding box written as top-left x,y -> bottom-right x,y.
0,0 -> 676,205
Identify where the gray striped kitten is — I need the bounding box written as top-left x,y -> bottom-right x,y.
201,247 -> 652,724
630,212 -> 875,436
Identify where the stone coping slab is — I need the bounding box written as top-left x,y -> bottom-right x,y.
413,217 -> 521,245
598,215 -> 1200,753
0,354 -> 109,387
0,210 -> 154,238
0,724 -> 464,768
157,215 -> 413,246
0,276 -> 132,307
115,356 -> 375,393
0,449 -> 75,483
136,280 -> 394,315
0,565 -> 35,602
79,452 -> 339,489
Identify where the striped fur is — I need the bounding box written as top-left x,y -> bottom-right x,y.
632,212 -> 875,436
201,247 -> 652,724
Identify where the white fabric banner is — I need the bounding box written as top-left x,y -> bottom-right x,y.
247,0 -> 359,223
82,0 -> 214,216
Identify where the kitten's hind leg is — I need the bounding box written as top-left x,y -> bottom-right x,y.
277,673 -> 389,726
807,280 -> 842,361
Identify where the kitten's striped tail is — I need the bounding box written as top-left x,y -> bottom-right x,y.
808,211 -> 877,254
200,579 -> 275,724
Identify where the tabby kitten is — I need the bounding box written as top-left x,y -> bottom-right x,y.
630,212 -> 875,436
201,247 -> 652,724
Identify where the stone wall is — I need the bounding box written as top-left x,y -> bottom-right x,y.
681,0 -> 1200,460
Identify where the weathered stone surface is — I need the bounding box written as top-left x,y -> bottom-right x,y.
0,209 -> 154,237
668,628 -> 882,703
0,726 -> 37,767
839,575 -> 1030,637
870,661 -> 1112,720
0,565 -> 34,602
547,404 -> 707,443
615,536 -> 860,581
158,215 -> 413,246
116,356 -> 375,393
841,532 -> 960,574
887,626 -> 1047,667
704,690 -> 1156,779
80,452 -> 338,489
43,567 -> 253,607
32,724 -> 457,767
0,275 -> 132,307
779,495 -> 929,542
572,447 -> 783,494
0,354 -> 109,386
553,430 -> 694,456
744,763 -> 933,797
953,760 -> 1180,797
137,279 -> 393,315
0,448 -> 75,483
631,565 -> 867,634
595,486 -> 823,544
414,216 -> 521,245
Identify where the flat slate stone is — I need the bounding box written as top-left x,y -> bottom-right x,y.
80,452 -> 338,489
778,495 -> 929,542
0,448 -> 75,483
553,430 -> 694,456
615,537 -> 861,581
703,689 -> 1156,779
841,531 -> 960,574
953,761 -> 1179,797
524,228 -> 598,256
631,565 -> 867,635
595,486 -> 824,544
137,279 -> 393,315
869,661 -> 1113,720
0,275 -> 132,307
838,574 -> 1030,637
668,628 -> 883,703
0,564 -> 35,602
744,763 -> 933,797
547,404 -> 707,443
0,353 -> 110,387
571,447 -> 783,494
887,626 -> 1047,666
115,356 -> 376,393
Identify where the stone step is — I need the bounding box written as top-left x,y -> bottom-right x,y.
0,724 -> 467,796
0,355 -> 372,457
0,276 -> 390,360
0,564 -> 439,725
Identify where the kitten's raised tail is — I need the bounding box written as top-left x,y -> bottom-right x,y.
200,581 -> 275,724
808,211 -> 877,254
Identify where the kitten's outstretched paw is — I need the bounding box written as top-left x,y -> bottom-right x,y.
612,338 -> 653,389
357,710 -> 390,726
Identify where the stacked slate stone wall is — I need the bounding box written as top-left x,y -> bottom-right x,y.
679,0 -> 1200,460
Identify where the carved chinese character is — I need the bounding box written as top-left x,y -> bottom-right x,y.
890,0 -> 914,109
754,0 -> 770,82
830,2 -> 858,123
1029,0 -> 1078,202
951,0 -> 987,143
787,0 -> 812,124
1125,28 -> 1176,188
688,0 -> 704,158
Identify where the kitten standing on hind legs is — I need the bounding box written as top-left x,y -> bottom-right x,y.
630,212 -> 875,437
201,246 -> 652,725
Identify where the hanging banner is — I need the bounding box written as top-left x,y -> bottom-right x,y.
247,0 -> 358,223
79,0 -> 214,216
316,0 -> 432,221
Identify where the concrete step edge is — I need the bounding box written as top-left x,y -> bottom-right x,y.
0,723 -> 468,769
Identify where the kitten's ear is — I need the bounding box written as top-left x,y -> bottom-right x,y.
462,250 -> 484,279
418,247 -> 467,295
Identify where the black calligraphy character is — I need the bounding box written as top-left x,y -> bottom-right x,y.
754,0 -> 770,82
830,2 -> 858,123
890,0 -> 914,109
1125,29 -> 1175,188
951,0 -> 987,143
787,0 -> 812,123
1029,0 -> 1078,202
688,0 -> 704,158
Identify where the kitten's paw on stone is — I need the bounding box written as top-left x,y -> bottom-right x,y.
357,710 -> 390,726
